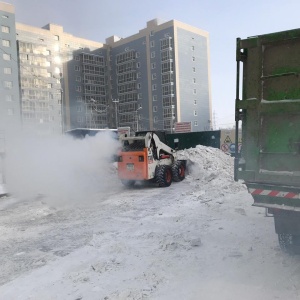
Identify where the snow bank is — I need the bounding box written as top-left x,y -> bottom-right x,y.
178,145 -> 246,199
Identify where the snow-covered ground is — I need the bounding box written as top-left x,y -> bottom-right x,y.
1,137 -> 300,300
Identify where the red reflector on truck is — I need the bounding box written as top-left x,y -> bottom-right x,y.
248,188 -> 299,199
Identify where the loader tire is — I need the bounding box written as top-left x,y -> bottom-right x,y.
121,180 -> 135,187
155,165 -> 172,187
172,161 -> 185,182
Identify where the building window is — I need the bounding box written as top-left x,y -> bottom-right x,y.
74,65 -> 80,71
77,106 -> 82,112
150,30 -> 154,36
76,76 -> 81,82
150,41 -> 155,47
77,116 -> 84,123
193,78 -> 196,83
151,63 -> 156,69
74,55 -> 80,61
4,67 -> 11,74
160,37 -> 172,50
138,93 -> 142,99
137,83 -> 141,89
154,116 -> 158,123
1,26 -> 9,33
194,110 -> 197,116
136,52 -> 140,58
153,95 -> 157,101
193,67 -> 196,72
76,96 -> 82,102
3,53 -> 11,60
194,99 -> 197,105
76,86 -> 81,92
194,121 -> 198,126
161,61 -> 173,73
136,62 -> 140,68
152,84 -> 157,91
137,72 -> 141,78
151,51 -> 155,58
7,108 -> 14,116
192,56 -> 195,61
193,89 -> 197,94
6,95 -> 13,101
47,83 -> 52,89
3,81 -> 12,89
191,46 -> 195,51
54,35 -> 59,41
152,73 -> 156,80
2,39 -> 10,47
153,106 -> 157,112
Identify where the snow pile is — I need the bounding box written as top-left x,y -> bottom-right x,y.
1,144 -> 298,300
178,145 -> 246,200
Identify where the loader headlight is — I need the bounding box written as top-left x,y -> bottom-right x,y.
138,156 -> 144,162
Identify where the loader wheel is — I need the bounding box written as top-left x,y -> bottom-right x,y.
121,180 -> 135,187
155,165 -> 172,187
172,161 -> 185,182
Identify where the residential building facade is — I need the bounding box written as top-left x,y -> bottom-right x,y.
108,19 -> 212,132
16,23 -> 105,135
0,3 -> 21,135
0,2 -> 211,136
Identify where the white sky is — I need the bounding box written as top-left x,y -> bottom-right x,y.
6,0 -> 300,128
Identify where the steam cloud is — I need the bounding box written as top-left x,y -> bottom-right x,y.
5,132 -> 121,206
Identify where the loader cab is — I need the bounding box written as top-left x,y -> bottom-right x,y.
135,131 -> 169,146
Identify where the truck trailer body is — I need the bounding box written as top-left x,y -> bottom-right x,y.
234,28 -> 300,251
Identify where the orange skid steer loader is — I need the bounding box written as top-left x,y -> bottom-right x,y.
117,131 -> 186,187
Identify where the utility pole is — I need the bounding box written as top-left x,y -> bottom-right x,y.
59,73 -> 64,134
135,107 -> 142,131
171,104 -> 175,133
112,99 -> 119,128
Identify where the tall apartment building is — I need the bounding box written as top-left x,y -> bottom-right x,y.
16,23 -> 105,135
108,19 -> 212,132
0,2 -> 211,136
0,3 -> 21,135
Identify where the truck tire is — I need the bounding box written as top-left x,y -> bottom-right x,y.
155,165 -> 172,187
121,180 -> 135,187
278,233 -> 293,252
172,161 -> 185,182
278,234 -> 300,254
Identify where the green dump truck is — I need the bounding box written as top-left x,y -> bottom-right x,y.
234,28 -> 300,252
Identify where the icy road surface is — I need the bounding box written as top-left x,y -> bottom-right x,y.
1,145 -> 300,299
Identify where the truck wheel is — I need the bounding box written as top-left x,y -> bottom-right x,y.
278,233 -> 293,252
155,165 -> 172,187
121,180 -> 135,187
278,234 -> 300,254
172,161 -> 185,182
